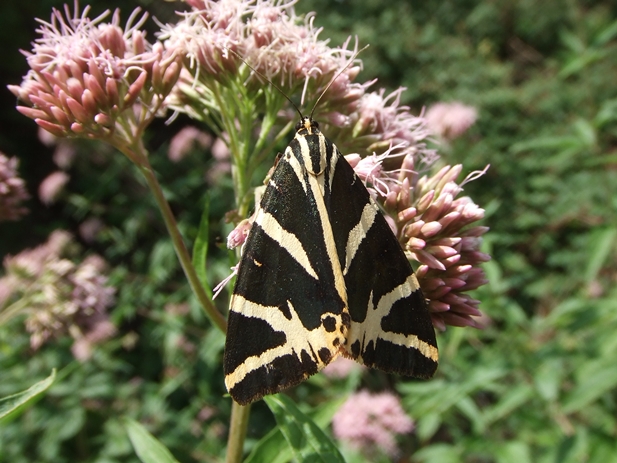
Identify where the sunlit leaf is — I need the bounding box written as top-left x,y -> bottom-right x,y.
124,418 -> 180,463
264,395 -> 346,463
0,369 -> 56,424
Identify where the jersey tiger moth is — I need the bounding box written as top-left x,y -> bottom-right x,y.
223,111 -> 439,405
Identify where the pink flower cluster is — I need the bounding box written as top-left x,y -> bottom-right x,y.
161,0 -> 361,102
174,0 -> 490,328
321,356 -> 363,378
8,3 -> 182,148
402,165 -> 490,329
425,101 -> 478,140
361,150 -> 490,329
0,153 -> 29,221
0,230 -> 116,359
10,1 -> 491,332
161,1 -> 434,168
39,171 -> 69,205
332,390 -> 414,458
168,126 -> 213,162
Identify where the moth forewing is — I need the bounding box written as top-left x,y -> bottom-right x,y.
223,118 -> 350,405
223,117 -> 437,405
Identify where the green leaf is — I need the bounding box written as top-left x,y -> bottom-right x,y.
309,396 -> 347,428
534,359 -> 565,401
247,396 -> 347,463
594,19 -> 617,46
584,227 -> 617,283
510,135 -> 580,154
264,395 -> 346,463
192,194 -> 212,297
562,357 -> 617,413
594,99 -> 617,128
495,441 -> 531,463
149,239 -> 179,283
415,413 -> 441,441
572,118 -> 596,147
0,369 -> 56,424
483,384 -> 534,427
559,50 -> 606,78
414,443 -> 461,463
559,30 -> 585,53
245,427 -> 293,463
124,418 -> 180,463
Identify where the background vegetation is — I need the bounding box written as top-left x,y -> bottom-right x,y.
1,0 -> 617,462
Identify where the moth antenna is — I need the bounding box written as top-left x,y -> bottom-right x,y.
225,48 -> 304,120
309,43 -> 369,120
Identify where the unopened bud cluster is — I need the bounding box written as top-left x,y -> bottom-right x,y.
9,5 -> 182,145
390,160 -> 490,329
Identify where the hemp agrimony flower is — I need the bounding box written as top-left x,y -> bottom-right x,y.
166,0 -> 490,329
39,171 -> 69,205
11,1 -> 490,336
11,1 -> 227,337
332,390 -> 414,458
426,101 -> 478,140
0,231 -> 116,357
0,153 -> 29,222
8,2 -> 182,162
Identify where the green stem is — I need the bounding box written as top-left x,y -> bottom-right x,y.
116,141 -> 227,334
209,84 -> 253,219
225,402 -> 251,463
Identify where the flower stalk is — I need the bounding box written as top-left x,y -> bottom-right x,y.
225,403 -> 251,463
118,141 -> 227,333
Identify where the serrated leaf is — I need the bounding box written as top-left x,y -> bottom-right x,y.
264,395 -> 346,463
0,369 -> 56,424
124,418 -> 180,463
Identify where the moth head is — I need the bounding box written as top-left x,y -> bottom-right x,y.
295,116 -> 320,136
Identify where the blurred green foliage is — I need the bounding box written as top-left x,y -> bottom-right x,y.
1,0 -> 617,462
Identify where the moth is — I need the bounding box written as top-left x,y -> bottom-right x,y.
223,111 -> 438,405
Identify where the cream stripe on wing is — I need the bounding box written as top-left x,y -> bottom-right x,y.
225,296 -> 343,389
346,274 -> 438,362
254,209 -> 319,280
343,202 -> 378,275
297,135 -> 347,305
285,146 -> 308,194
327,144 -> 339,194
378,330 -> 439,361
